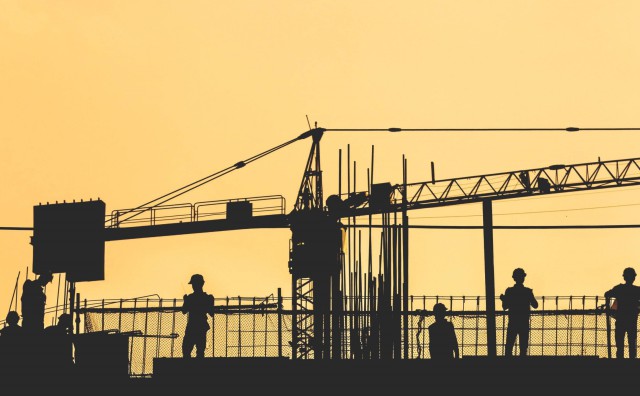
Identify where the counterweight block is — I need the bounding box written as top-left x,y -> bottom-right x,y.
32,200 -> 105,282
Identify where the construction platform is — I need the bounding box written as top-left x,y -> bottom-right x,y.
4,356 -> 634,395
150,356 -> 633,395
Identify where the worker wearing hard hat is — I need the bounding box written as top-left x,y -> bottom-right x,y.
181,274 -> 215,358
21,270 -> 54,334
428,303 -> 459,360
605,267 -> 640,358
500,268 -> 538,357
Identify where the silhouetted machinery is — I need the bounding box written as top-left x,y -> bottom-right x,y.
29,126 -> 640,359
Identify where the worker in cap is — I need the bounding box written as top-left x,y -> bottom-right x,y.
605,267 -> 640,358
500,267 -> 538,356
189,274 -> 205,285
21,270 -> 54,334
44,313 -> 73,336
181,274 -> 215,358
428,303 -> 459,359
0,311 -> 23,337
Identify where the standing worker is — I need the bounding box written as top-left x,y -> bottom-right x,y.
605,267 -> 640,358
428,303 -> 459,360
21,271 -> 53,334
500,268 -> 538,356
181,274 -> 215,358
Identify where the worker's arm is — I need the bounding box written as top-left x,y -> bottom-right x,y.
207,294 -> 215,316
604,287 -> 615,299
530,289 -> 539,309
180,294 -> 189,314
500,291 -> 509,310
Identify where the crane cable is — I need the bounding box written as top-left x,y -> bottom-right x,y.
325,127 -> 640,132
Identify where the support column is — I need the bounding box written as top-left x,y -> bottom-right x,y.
291,277 -> 298,360
402,157 -> 409,359
483,199 -> 497,357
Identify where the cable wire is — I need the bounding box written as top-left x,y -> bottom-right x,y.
325,127 -> 640,132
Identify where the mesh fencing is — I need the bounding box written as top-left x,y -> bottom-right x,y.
80,295 -> 622,377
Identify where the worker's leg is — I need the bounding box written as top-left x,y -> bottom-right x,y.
505,322 -> 517,356
628,322 -> 637,359
615,323 -> 626,358
182,332 -> 195,358
519,322 -> 530,356
195,331 -> 207,358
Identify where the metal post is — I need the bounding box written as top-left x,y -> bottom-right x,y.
482,199 -> 497,357
291,277 -> 298,360
69,282 -> 76,334
277,288 -> 283,358
75,292 -> 80,335
606,296 -> 612,358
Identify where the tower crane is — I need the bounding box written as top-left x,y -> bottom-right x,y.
28,126 -> 640,359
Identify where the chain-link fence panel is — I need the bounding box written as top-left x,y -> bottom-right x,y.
80,295 -> 627,377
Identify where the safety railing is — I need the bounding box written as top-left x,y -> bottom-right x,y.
67,294 -> 629,377
107,195 -> 286,228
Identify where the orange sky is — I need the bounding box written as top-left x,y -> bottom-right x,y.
2,1 -> 640,319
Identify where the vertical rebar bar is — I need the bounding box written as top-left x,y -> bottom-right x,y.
402,156 -> 409,359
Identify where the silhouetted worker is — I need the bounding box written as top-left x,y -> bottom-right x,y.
21,271 -> 53,334
0,311 -> 24,337
501,268 -> 538,356
428,303 -> 459,360
181,274 -> 215,358
0,311 -> 26,378
44,312 -> 73,336
43,313 -> 74,376
605,267 -> 640,358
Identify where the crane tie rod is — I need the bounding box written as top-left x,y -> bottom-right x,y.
324,127 -> 640,132
109,133 -> 310,225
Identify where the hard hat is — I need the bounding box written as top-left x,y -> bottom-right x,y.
433,303 -> 448,314
623,267 -> 637,277
189,274 -> 205,285
5,311 -> 19,325
58,313 -> 72,326
512,268 -> 527,277
40,270 -> 54,282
